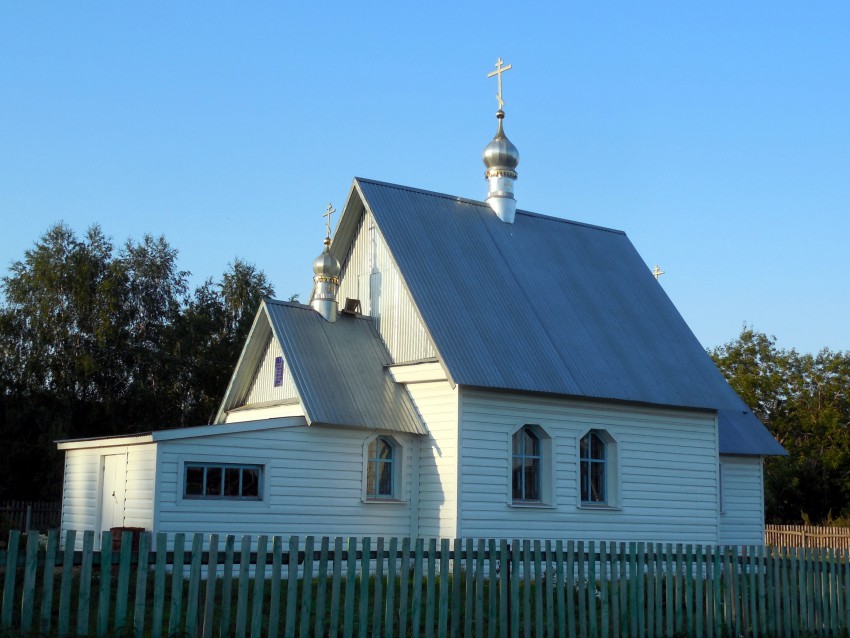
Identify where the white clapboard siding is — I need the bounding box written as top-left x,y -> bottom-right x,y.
155,420 -> 416,539
123,445 -> 157,530
405,379 -> 459,539
60,443 -> 157,549
60,450 -> 100,540
244,335 -> 298,405
458,389 -> 721,544
719,455 -> 765,546
337,209 -> 437,363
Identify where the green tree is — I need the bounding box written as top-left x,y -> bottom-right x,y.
0,224 -> 276,500
173,259 -> 274,426
711,327 -> 850,523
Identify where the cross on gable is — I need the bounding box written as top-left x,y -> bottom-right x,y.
652,265 -> 665,280
487,57 -> 513,111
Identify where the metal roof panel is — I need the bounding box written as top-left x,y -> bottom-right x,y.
264,299 -> 425,435
354,178 -> 784,456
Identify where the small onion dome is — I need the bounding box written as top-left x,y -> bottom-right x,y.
482,110 -> 519,177
313,238 -> 340,281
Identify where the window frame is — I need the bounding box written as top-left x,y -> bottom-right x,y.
576,428 -> 619,510
183,462 -> 264,501
508,424 -> 555,507
362,434 -> 404,503
580,431 -> 607,504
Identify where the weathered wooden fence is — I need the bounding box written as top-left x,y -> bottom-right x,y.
767,523 -> 850,550
0,501 -> 61,533
2,530 -> 850,637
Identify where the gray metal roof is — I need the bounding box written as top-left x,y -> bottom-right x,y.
264,300 -> 426,435
349,178 -> 784,456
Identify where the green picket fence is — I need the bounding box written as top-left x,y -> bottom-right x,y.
1,530 -> 849,637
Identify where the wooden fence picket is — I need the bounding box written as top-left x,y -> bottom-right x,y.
499,539 -> 509,638
201,532 -> 218,638
373,536 -> 385,638
425,538 -> 436,638
411,538 -> 423,638
151,533 -> 167,638
19,530 -> 38,633
249,534 -> 267,638
398,537 -> 411,638
57,529 -> 75,638
76,530 -> 94,637
40,529 -> 58,635
299,534 -> 314,638
285,535 -> 299,638
437,538 -> 449,638
329,536 -> 344,638
314,535 -> 329,638
360,536 -> 372,638
385,536 -> 398,638
343,536 -> 356,638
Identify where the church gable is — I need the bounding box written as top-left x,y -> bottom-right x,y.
335,195 -> 437,364
244,335 -> 298,406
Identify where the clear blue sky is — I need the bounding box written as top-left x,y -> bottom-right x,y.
2,2 -> 848,354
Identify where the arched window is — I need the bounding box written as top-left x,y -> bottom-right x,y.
366,436 -> 395,498
580,431 -> 607,504
512,425 -> 541,502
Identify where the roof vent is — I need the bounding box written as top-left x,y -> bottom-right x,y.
341,298 -> 362,315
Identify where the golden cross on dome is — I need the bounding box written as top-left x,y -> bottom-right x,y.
487,57 -> 513,110
652,265 -> 665,280
322,203 -> 336,240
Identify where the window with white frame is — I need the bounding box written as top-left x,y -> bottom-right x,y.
512,425 -> 544,502
366,436 -> 397,499
184,463 -> 262,500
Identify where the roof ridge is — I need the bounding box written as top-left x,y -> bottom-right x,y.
354,177 -> 625,235
264,298 -> 376,323
264,298 -> 312,310
355,177 -> 490,209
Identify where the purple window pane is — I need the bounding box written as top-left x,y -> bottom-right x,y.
274,356 -> 284,387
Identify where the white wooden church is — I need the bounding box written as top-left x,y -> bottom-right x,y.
58,65 -> 785,547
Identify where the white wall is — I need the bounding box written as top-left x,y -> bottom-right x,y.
458,389 -> 721,544
337,208 -> 437,363
60,449 -> 99,539
124,445 -> 157,530
60,443 -> 157,549
405,379 -> 459,539
719,455 -> 765,546
155,420 -> 416,540
244,335 -> 299,405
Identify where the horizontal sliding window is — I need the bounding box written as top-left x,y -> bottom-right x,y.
184,463 -> 262,500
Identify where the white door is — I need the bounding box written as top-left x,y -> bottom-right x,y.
100,454 -> 127,536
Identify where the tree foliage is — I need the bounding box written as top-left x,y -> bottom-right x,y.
711,327 -> 850,524
0,223 -> 274,500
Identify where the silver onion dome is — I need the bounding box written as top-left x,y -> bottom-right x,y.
313,238 -> 341,279
482,110 -> 519,176
310,237 -> 341,322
